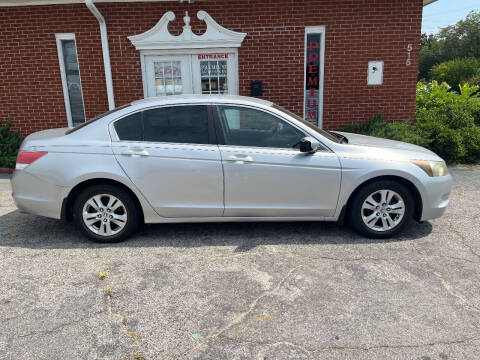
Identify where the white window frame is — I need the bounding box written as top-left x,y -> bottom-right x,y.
55,33 -> 86,128
303,26 -> 326,128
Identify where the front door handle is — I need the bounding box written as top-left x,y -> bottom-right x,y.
227,154 -> 253,164
121,147 -> 149,157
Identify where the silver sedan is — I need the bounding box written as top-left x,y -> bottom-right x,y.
11,95 -> 452,242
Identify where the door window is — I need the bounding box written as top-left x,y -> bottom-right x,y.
114,112 -> 143,141
113,106 -> 210,144
200,60 -> 228,94
217,106 -> 305,149
143,106 -> 209,144
154,61 -> 183,96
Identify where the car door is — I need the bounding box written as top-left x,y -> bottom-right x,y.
215,105 -> 341,217
111,105 -> 224,218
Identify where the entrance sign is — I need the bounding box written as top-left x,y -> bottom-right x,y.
304,27 -> 325,128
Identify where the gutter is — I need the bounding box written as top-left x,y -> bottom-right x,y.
85,0 -> 115,110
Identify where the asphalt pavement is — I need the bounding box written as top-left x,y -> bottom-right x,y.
0,167 -> 479,360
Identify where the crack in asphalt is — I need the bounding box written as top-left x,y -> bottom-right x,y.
90,249 -> 145,359
216,334 -> 314,357
15,312 -> 104,339
208,328 -> 480,356
320,335 -> 480,352
173,265 -> 304,358
410,242 -> 480,314
450,227 -> 480,261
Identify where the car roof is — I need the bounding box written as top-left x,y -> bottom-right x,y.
130,94 -> 273,108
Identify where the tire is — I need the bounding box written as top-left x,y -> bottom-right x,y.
73,184 -> 140,243
348,180 -> 414,239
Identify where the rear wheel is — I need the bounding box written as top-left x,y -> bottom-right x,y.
348,180 -> 414,239
73,184 -> 140,243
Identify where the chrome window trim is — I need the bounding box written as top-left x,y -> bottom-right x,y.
107,100 -> 334,153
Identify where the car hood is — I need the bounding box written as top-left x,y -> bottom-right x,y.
334,131 -> 441,160
337,131 -> 433,153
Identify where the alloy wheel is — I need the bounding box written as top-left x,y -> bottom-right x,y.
82,194 -> 128,236
360,189 -> 405,232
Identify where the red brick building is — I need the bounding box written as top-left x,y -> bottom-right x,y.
0,0 -> 434,136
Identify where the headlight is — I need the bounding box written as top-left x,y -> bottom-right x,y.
411,160 -> 449,177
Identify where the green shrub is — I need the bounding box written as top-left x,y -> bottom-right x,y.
0,120 -> 23,168
342,81 -> 480,164
429,58 -> 480,91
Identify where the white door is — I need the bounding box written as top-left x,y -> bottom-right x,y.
145,55 -> 193,97
144,53 -> 238,97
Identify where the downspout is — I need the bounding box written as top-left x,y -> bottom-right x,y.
85,0 -> 115,110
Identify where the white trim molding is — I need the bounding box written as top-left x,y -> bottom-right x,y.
0,0 -> 438,6
55,33 -> 86,128
128,10 -> 247,50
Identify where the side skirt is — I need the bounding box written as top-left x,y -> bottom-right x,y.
145,216 -> 339,224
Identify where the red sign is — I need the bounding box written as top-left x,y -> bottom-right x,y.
304,33 -> 321,125
198,54 -> 229,60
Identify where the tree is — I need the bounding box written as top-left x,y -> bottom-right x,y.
430,58 -> 480,91
419,11 -> 480,80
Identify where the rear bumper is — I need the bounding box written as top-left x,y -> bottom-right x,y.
420,173 -> 453,221
10,170 -> 68,219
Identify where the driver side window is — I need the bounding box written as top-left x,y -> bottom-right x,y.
217,106 -> 305,149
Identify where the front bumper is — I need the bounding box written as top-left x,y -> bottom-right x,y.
11,170 -> 68,219
420,173 -> 453,221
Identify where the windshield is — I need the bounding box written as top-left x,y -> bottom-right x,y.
65,104 -> 130,135
272,104 -> 341,143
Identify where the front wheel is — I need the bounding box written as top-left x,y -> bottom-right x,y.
348,180 -> 414,239
73,184 -> 140,243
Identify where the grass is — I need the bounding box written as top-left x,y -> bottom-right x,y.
97,269 -> 109,280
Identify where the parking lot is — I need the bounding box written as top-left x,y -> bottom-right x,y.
0,166 -> 479,360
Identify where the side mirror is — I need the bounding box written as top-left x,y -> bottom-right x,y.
299,136 -> 320,154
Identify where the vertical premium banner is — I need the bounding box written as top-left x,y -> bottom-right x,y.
304,32 -> 321,126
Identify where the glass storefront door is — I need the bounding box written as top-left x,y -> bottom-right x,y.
144,52 -> 237,97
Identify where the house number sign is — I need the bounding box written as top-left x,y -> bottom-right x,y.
406,44 -> 413,66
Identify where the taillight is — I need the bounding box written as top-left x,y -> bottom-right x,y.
16,151 -> 47,170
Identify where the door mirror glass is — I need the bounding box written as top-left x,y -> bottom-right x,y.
299,136 -> 320,153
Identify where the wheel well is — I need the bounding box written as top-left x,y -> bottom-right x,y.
344,175 -> 423,222
62,178 -> 144,222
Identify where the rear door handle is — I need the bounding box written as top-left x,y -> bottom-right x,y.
121,147 -> 149,157
227,154 -> 253,164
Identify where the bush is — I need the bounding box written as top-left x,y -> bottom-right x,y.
429,58 -> 480,91
342,81 -> 480,164
0,121 -> 23,168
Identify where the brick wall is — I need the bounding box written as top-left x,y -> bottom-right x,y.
0,0 -> 423,136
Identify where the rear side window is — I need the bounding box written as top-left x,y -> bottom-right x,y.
143,105 -> 209,144
113,105 -> 209,144
114,112 -> 143,141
